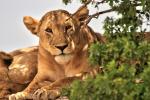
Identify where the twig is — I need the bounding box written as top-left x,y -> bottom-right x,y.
97,0 -> 106,4
85,8 -> 114,25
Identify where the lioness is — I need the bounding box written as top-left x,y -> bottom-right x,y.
8,5 -> 104,100
0,47 -> 38,99
0,51 -> 12,99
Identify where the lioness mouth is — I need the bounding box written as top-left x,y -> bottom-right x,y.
54,54 -> 73,65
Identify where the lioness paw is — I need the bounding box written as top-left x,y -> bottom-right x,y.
33,88 -> 60,100
56,96 -> 69,100
9,92 -> 32,100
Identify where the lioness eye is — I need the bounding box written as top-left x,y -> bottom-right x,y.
65,25 -> 72,32
45,28 -> 53,33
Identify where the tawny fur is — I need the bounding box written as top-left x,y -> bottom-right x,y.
0,52 -> 22,98
7,6 -> 104,100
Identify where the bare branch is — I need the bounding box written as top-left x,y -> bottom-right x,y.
97,0 -> 106,4
84,2 -> 143,25
85,9 -> 114,25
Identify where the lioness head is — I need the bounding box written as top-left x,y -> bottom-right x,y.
23,6 -> 96,64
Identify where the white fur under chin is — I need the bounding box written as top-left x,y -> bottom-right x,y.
54,54 -> 73,65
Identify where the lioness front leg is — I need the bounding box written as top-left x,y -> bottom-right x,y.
33,77 -> 79,100
33,67 -> 103,100
8,74 -> 47,100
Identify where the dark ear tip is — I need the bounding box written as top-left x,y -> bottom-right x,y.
0,52 -> 13,66
4,58 -> 13,66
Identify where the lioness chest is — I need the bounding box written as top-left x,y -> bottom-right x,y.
38,47 -> 91,81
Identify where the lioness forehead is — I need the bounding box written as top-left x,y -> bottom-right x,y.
40,10 -> 71,24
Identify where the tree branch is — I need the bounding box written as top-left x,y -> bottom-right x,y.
96,0 -> 106,4
84,2 -> 143,25
85,8 -> 114,25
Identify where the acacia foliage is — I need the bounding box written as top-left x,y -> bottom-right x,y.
62,0 -> 150,100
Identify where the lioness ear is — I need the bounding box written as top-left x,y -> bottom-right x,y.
23,16 -> 39,36
73,6 -> 89,22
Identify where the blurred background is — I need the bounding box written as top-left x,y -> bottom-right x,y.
0,0 -> 115,52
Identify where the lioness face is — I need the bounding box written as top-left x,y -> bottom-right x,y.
39,11 -> 79,64
24,7 -> 89,64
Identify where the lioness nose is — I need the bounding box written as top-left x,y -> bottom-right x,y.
55,44 -> 68,51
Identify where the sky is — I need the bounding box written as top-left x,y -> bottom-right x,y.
0,0 -> 115,52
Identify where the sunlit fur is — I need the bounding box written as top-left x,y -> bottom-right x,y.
8,6 -> 105,100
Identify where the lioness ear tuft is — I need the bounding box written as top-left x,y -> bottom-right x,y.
73,6 -> 89,22
23,16 -> 39,36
